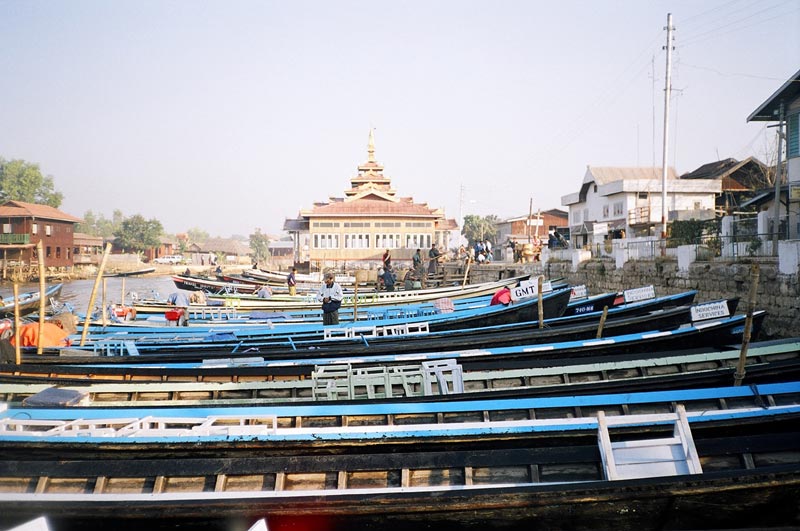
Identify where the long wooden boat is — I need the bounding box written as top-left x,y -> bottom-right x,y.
2,381 -> 798,449
204,274 -> 533,311
82,289 -> 695,346
171,274 -> 262,295
4,338 -> 799,406
0,283 -> 62,317
244,267 -> 356,285
69,287 -> 574,350
0,311 -> 767,383
132,274 -> 531,315
0,385 -> 798,530
102,267 -> 156,278
30,300 -> 719,364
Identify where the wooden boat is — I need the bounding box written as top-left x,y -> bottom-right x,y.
86,289 -> 696,345
133,274 -> 532,315
172,274 -> 262,295
71,286 -> 574,347
0,284 -> 62,317
244,267 -> 356,285
4,338 -> 799,407
102,267 -> 156,278
0,384 -> 798,530
203,274 -> 533,311
29,300 -> 721,364
0,311 -> 767,383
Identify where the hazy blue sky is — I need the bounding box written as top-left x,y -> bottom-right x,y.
1,0 -> 798,238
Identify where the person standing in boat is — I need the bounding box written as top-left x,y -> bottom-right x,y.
428,243 -> 441,275
317,272 -> 343,326
381,265 -> 396,292
382,249 -> 392,270
287,267 -> 297,296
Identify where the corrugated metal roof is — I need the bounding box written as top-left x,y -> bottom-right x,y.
748,68 -> 800,122
585,166 -> 678,186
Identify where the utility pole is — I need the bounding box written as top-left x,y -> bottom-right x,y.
771,102 -> 785,257
660,13 -> 674,243
527,197 -> 533,243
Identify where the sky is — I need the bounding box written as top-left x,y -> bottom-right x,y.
1,0 -> 798,239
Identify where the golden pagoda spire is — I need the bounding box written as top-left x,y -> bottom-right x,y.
367,128 -> 376,163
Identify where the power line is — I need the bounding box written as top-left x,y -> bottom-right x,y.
681,2 -> 799,47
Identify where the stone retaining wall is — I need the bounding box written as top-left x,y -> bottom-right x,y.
543,258 -> 799,339
442,258 -> 798,338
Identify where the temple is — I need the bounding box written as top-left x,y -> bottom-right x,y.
283,130 -> 458,268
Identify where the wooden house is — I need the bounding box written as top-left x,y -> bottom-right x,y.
0,200 -> 82,269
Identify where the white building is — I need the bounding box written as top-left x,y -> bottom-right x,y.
561,166 -> 720,249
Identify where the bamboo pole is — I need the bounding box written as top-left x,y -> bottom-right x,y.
13,283 -> 21,365
596,306 -> 609,339
36,241 -> 45,355
461,258 -> 472,288
121,278 -> 126,306
734,263 -> 760,386
80,243 -> 112,346
102,278 -> 107,327
352,278 -> 359,322
537,275 -> 544,329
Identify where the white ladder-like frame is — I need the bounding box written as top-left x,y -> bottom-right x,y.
598,403 -> 702,481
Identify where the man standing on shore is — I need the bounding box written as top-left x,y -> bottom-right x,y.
316,272 -> 343,326
287,267 -> 297,296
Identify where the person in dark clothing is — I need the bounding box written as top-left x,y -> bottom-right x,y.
382,266 -> 396,292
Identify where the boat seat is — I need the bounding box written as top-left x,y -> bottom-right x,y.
124,341 -> 140,356
597,404 -> 702,481
312,363 -> 431,400
421,359 -> 464,396
312,364 -> 352,400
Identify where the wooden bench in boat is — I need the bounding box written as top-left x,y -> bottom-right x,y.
312,359 -> 463,400
598,404 -> 702,480
323,322 -> 430,340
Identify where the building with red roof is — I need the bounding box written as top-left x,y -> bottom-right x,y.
284,131 -> 458,268
0,200 -> 82,269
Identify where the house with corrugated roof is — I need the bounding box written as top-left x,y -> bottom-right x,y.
0,200 -> 82,269
187,237 -> 252,265
283,131 -> 458,268
681,157 -> 771,215
561,166 -> 720,248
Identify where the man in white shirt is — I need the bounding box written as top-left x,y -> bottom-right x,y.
316,272 -> 344,325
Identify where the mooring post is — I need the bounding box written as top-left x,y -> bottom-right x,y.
537,276 -> 544,329
734,263 -> 760,386
596,306 -> 609,339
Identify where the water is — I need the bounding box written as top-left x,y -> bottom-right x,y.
0,275 -> 180,314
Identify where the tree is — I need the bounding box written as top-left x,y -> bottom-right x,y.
76,209 -> 124,238
0,158 -> 64,207
113,214 -> 164,253
462,214 -> 499,244
187,227 -> 209,244
249,229 -> 271,265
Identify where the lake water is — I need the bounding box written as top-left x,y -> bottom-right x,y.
0,275 -> 181,313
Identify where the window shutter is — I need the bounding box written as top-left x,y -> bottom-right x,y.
787,113 -> 799,159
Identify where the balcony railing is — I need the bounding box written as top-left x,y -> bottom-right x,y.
628,206 -> 651,226
0,234 -> 31,244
